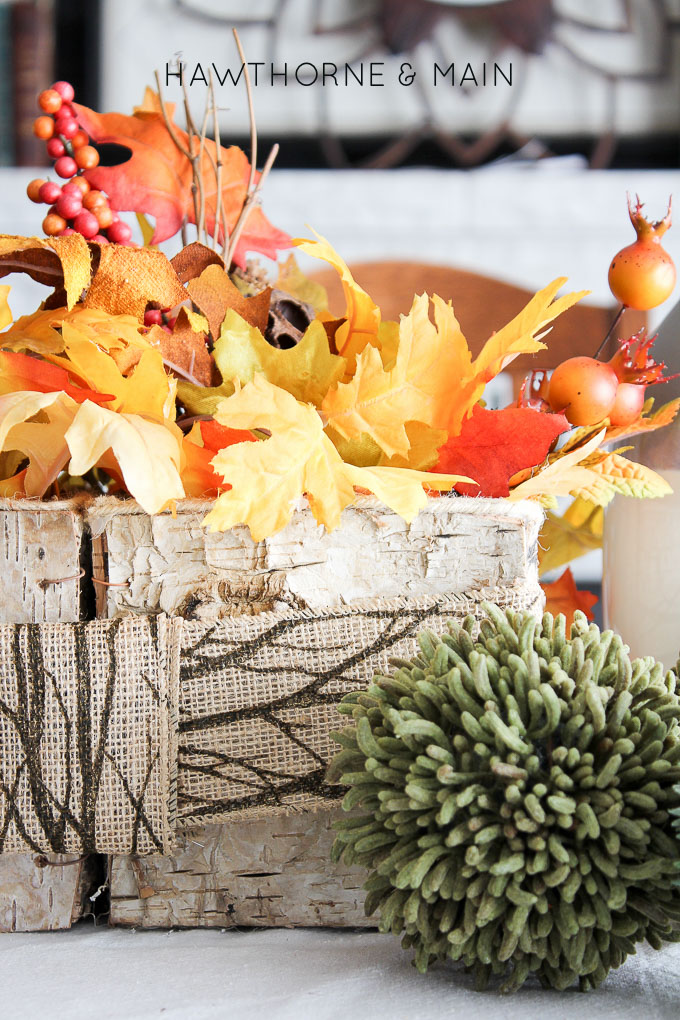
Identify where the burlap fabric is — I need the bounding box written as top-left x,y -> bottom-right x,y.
0,616 -> 180,855
0,585 -> 542,854
176,584 -> 542,828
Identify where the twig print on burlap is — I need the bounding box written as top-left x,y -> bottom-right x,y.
0,616 -> 180,854
177,588 -> 542,826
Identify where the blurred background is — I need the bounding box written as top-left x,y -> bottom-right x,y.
1,0 -> 680,614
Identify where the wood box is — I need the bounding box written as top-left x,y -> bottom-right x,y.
0,495 -> 544,930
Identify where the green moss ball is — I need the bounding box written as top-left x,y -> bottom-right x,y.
330,604 -> 680,992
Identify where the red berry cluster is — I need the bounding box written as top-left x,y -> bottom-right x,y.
26,80 -> 133,246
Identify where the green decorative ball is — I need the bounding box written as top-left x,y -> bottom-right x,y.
330,604 -> 680,993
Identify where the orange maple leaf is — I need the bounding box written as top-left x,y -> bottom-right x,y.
541,567 -> 598,630
73,92 -> 290,265
435,405 -> 569,497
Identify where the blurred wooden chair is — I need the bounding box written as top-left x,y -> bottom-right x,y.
309,262 -> 646,395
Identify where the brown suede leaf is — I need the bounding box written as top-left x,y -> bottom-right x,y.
146,307 -> 215,386
171,242 -> 224,285
82,244 -> 188,320
186,263 -> 271,340
0,234 -> 92,310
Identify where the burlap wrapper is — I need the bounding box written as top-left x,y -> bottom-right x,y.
0,616 -> 181,855
176,584 -> 542,828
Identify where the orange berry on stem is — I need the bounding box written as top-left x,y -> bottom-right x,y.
70,175 -> 90,196
608,383 -> 646,426
38,88 -> 62,114
33,116 -> 54,140
74,145 -> 99,170
71,130 -> 89,149
83,190 -> 106,210
608,195 -> 676,310
26,178 -> 46,203
95,205 -> 114,229
42,212 -> 67,236
548,356 -> 619,426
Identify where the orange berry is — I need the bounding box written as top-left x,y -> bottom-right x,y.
83,190 -> 106,211
33,116 -> 55,140
74,145 -> 99,170
69,175 -> 90,195
95,205 -> 114,229
26,178 -> 46,203
42,212 -> 67,236
71,130 -> 89,149
38,88 -> 62,114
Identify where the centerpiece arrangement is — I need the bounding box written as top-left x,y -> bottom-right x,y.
1,40 -> 680,993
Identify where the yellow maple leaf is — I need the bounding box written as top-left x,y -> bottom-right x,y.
322,280 -> 584,459
0,285 -> 11,331
294,231 -> 380,372
49,323 -> 175,420
65,400 -> 184,514
203,375 -> 472,540
0,234 -> 92,310
0,390 -> 78,496
538,497 -> 604,576
276,254 -> 329,315
178,311 -> 345,415
1,305 -> 152,359
321,293 -> 470,458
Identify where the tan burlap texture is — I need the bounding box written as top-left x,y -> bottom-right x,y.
176,585 -> 543,828
0,585 -> 542,854
0,616 -> 181,855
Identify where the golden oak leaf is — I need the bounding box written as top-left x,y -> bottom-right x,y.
178,312 -> 345,416
541,568 -> 598,630
0,234 -> 91,310
65,400 -> 184,514
294,232 -> 380,371
508,429 -> 606,506
48,324 -> 176,420
538,497 -> 604,577
74,96 -> 290,264
0,285 -> 10,331
203,375 -> 471,540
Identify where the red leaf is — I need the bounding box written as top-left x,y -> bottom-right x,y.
199,419 -> 256,452
541,568 -> 598,630
434,405 -> 570,497
73,99 -> 290,265
0,351 -> 114,405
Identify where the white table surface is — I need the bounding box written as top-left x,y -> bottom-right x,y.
2,925 -> 680,1020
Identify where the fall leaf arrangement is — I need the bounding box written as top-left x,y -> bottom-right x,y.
0,48 -> 678,543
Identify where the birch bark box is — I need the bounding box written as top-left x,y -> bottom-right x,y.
0,498 -> 96,932
0,493 -> 544,929
83,495 -> 544,928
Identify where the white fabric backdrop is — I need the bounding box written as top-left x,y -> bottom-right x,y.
2,926 -> 680,1020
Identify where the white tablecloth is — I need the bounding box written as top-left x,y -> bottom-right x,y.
2,926 -> 680,1020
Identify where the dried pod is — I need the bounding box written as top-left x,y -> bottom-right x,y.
330,605 -> 680,993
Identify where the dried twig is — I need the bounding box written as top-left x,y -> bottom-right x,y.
233,29 -> 257,202
226,143 -> 279,266
209,68 -> 225,252
181,69 -> 204,244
